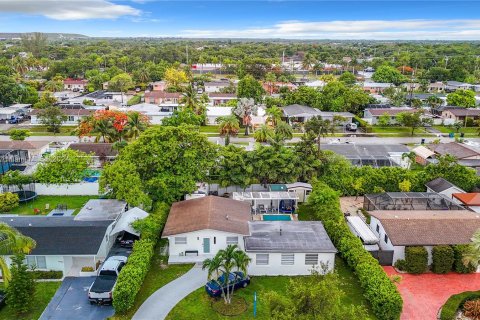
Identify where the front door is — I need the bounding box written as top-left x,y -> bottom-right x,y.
203,238 -> 210,254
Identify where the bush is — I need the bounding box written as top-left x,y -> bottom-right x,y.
29,270 -> 63,279
432,245 -> 454,274
453,245 -> 476,274
0,192 -> 19,212
405,246 -> 428,274
81,266 -> 94,272
394,259 -> 407,271
7,254 -> 36,314
464,299 -> 480,319
308,182 -> 403,320
440,291 -> 480,320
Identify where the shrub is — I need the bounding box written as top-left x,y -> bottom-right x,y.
441,291 -> 480,320
0,192 -> 19,212
81,266 -> 94,272
7,254 -> 36,314
432,245 -> 454,274
464,299 -> 480,319
308,182 -> 403,320
29,270 -> 63,279
453,245 -> 476,274
394,259 -> 407,271
405,246 -> 428,274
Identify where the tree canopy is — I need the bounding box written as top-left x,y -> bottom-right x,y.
34,149 -> 92,184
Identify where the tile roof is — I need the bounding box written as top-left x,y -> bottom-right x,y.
68,143 -> 118,158
0,141 -> 50,150
370,210 -> 480,246
144,91 -> 181,99
428,142 -> 480,159
453,193 -> 480,206
244,221 -> 337,253
63,79 -> 88,85
162,196 -> 251,236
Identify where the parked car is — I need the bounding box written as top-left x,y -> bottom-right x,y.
88,256 -> 127,304
8,117 -> 19,124
205,271 -> 250,297
346,123 -> 357,132
116,231 -> 139,248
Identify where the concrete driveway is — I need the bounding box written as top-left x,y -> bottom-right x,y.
132,265 -> 207,320
40,277 -> 114,320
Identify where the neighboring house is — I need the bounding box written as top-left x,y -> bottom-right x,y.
322,144 -> 410,167
0,107 -> 25,121
262,82 -> 297,94
75,199 -> 127,221
68,90 -> 133,107
206,107 -> 233,125
0,205 -> 147,277
30,108 -> 94,126
318,111 -> 354,124
150,81 -> 167,92
208,93 -> 236,106
364,192 -> 464,211
369,210 -> 480,265
204,81 -> 231,93
441,108 -> 480,124
427,82 -> 446,93
402,83 -> 422,91
452,193 -> 480,213
0,140 -> 50,160
304,80 -> 326,89
245,221 -> 336,276
363,108 -> 416,125
411,145 -> 435,165
68,143 -> 118,167
63,79 -> 88,91
162,196 -> 251,264
285,182 -> 312,203
282,104 -> 321,123
428,142 -> 480,160
127,103 -> 174,125
425,177 -> 466,203
144,91 -> 181,106
362,82 -> 394,94
446,81 -> 473,92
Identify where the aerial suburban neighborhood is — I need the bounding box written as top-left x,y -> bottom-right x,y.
3,1 -> 480,320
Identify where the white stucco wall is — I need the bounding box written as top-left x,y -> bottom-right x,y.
35,182 -> 99,195
247,252 -> 335,276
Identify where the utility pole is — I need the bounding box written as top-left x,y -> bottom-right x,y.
186,45 -> 189,65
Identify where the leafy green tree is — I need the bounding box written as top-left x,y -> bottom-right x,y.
266,106 -> 283,127
372,65 -> 407,85
305,116 -> 333,156
18,86 -> 39,105
109,73 -> 134,103
35,149 -> 92,184
217,115 -> 239,146
253,124 -> 274,143
164,67 -> 188,89
248,145 -> 299,185
21,32 -> 47,57
447,89 -> 476,108
395,111 -> 429,136
100,125 -> 217,204
423,67 -> 450,82
339,71 -> 356,85
320,81 -> 370,113
37,106 -> 67,133
0,75 -> 21,107
264,72 -> 277,95
33,91 -> 56,109
214,145 -> 252,188
162,108 -> 204,127
383,87 -> 406,107
426,95 -> 443,109
237,75 -> 265,103
398,179 -> 412,192
283,86 -> 322,109
0,192 -> 19,212
6,254 -> 36,314
274,121 -> 293,141
294,132 -> 321,182
9,129 -> 30,141
377,113 -> 391,127
126,111 -> 148,140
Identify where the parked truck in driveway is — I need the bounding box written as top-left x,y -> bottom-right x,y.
88,256 -> 127,305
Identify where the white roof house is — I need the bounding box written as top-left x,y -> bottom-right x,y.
206,106 -> 233,125
111,207 -> 149,236
126,103 -> 173,124
346,216 -> 379,249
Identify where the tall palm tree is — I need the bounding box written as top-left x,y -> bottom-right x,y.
305,116 -> 333,157
181,84 -> 200,111
91,118 -> 111,143
266,106 -> 283,127
254,124 -> 274,143
216,115 -> 239,146
463,229 -> 480,268
44,80 -> 63,92
126,112 -> 147,140
0,223 -> 36,286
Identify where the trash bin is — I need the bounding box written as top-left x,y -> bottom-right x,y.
461,133 -> 465,138
421,138 -> 425,144
449,132 -> 454,138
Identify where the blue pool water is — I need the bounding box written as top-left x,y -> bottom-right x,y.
262,214 -> 292,221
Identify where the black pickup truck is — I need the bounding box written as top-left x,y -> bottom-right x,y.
88,256 -> 127,304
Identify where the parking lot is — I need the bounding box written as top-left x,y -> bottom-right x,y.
39,277 -> 114,320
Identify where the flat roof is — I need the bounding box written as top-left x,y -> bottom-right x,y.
232,191 -> 299,201
74,199 -> 127,221
244,221 -> 337,253
346,216 -> 378,244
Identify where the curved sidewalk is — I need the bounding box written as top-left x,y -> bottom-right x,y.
132,265 -> 207,320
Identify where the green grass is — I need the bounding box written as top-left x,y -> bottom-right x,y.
3,126 -> 76,136
433,126 -> 479,136
440,290 -> 480,320
199,125 -> 220,133
7,195 -> 95,215
166,257 -> 376,320
0,281 -> 61,320
110,243 -> 193,320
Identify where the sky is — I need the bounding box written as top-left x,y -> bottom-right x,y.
1,0 -> 480,40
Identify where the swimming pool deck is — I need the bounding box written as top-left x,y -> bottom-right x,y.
252,214 -> 298,221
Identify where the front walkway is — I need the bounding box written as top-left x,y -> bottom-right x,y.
132,264 -> 207,320
384,267 -> 480,320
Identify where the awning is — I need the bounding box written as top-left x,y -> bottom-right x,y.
111,207 -> 149,236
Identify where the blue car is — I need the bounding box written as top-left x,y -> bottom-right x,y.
205,271 -> 250,297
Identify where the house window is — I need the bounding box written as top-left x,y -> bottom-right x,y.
214,237 -> 216,245
376,224 -> 380,233
25,256 -> 47,269
36,256 -> 47,269
226,237 -> 238,245
256,254 -> 269,265
305,254 -> 319,265
26,256 -> 36,268
68,116 -> 75,122
281,253 -> 295,265
174,237 -> 187,244
384,234 -> 389,244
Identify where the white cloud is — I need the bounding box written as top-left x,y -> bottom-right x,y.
179,19 -> 480,40
0,0 -> 140,20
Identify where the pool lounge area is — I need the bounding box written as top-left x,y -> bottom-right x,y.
232,191 -> 299,214
252,214 -> 297,221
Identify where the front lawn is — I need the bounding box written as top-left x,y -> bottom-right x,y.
13,126 -> 76,136
7,195 -> 95,215
433,125 -> 479,135
0,281 -> 61,320
371,126 -> 429,137
109,243 -> 193,320
166,257 -> 376,319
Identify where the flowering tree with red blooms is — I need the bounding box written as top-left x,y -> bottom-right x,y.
77,110 -> 149,143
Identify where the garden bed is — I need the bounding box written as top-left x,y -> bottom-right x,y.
440,291 -> 480,320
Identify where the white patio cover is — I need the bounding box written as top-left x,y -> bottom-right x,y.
111,207 -> 149,236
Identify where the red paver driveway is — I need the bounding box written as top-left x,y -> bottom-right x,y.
384,266 -> 480,320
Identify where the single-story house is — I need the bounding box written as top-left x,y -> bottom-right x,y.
262,82 -> 297,94
68,143 -> 118,167
441,108 -> 480,123
282,104 -> 321,124
30,108 -> 94,126
0,140 -> 50,159
150,81 -> 167,92
68,90 -> 133,107
425,177 -> 466,204
402,83 -> 422,91
369,210 -> 480,265
303,80 -> 326,89
206,107 -> 233,125
0,104 -> 31,121
144,91 -> 181,106
245,221 -> 336,275
453,193 -> 480,213
363,108 -> 417,125
204,81 -> 232,93
411,145 -> 435,165
127,103 -> 174,125
446,81 -> 473,92
208,93 -> 237,106
285,182 -> 312,203
75,199 -> 127,221
427,82 -> 446,93
362,82 -> 394,94
63,79 -> 88,91
322,144 -> 410,167
428,142 -> 480,160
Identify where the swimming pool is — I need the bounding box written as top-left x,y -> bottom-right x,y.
262,214 -> 292,221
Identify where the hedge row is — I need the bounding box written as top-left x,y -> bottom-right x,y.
432,245 -> 454,274
112,204 -> 168,314
29,270 -> 63,279
440,291 -> 480,320
453,245 -> 476,274
405,246 -> 428,274
308,181 -> 403,320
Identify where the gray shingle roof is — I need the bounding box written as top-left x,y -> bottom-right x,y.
425,177 -> 458,193
244,221 -> 337,253
0,216 -> 110,255
282,104 -> 322,117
